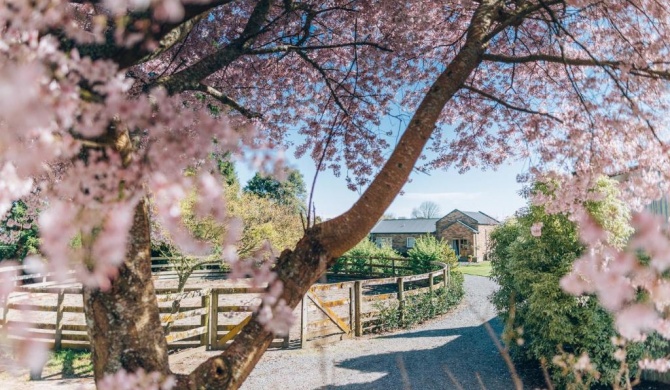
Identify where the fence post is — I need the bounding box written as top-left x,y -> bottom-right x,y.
443,266 -> 449,289
429,273 -> 434,294
300,293 -> 308,347
201,291 -> 210,347
349,285 -> 355,336
54,289 -> 65,351
208,290 -> 218,350
1,302 -> 8,327
392,258 -> 396,276
397,277 -> 405,325
354,281 -> 362,337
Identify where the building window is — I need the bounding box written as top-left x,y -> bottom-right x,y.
460,239 -> 469,249
407,237 -> 416,248
376,237 -> 392,248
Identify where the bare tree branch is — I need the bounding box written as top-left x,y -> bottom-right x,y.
464,85 -> 563,123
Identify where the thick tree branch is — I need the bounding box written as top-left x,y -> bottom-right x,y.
482,53 -> 670,80
194,84 -> 262,119
484,0 -> 564,43
60,1 -> 234,69
156,0 -> 272,94
180,1 -> 504,388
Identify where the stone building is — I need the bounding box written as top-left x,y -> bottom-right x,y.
369,209 -> 500,261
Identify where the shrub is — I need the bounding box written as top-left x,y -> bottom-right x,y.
490,178 -> 666,388
375,281 -> 464,332
407,235 -> 458,274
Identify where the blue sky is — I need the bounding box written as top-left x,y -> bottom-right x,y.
237,153 -> 528,221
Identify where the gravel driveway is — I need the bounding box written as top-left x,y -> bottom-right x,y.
231,275 -> 540,390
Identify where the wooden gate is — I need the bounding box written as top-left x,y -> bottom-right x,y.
300,283 -> 354,345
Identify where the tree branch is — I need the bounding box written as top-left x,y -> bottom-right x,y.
156,0 -> 273,94
194,84 -> 262,119
482,53 -> 670,80
248,41 -> 392,55
463,85 -> 563,123
59,1 -> 234,69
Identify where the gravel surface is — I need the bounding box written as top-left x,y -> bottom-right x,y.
228,274 -> 532,390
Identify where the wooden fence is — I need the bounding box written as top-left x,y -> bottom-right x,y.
1,285 -> 288,351
0,257 -> 451,352
301,258 -> 451,345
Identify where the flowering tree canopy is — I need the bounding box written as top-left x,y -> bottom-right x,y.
2,0 -> 670,389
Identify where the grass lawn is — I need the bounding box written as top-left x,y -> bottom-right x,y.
458,261 -> 492,277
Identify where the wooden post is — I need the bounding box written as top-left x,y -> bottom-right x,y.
208,290 -> 218,350
349,285 -> 355,335
397,277 -> 405,325
429,273 -> 434,294
354,281 -> 362,337
54,289 -> 65,351
1,302 -> 8,327
300,293 -> 308,347
392,258 -> 396,276
200,293 -> 210,347
443,266 -> 449,289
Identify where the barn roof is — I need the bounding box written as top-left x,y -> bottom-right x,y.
459,211 -> 500,225
370,218 -> 438,234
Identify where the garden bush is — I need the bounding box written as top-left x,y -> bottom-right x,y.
407,235 -> 458,274
375,281 -> 464,332
490,178 -> 666,388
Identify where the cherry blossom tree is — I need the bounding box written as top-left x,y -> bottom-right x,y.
2,0 -> 670,389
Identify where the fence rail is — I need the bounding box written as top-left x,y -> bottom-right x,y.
1,257 -> 452,352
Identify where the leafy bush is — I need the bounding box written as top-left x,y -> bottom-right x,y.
407,235 -> 458,274
375,282 -> 464,332
490,178 -> 665,388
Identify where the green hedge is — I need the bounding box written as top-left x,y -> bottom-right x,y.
490,178 -> 666,388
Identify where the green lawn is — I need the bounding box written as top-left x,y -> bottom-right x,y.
458,261 -> 492,277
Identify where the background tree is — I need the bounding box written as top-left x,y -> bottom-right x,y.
244,169 -> 307,214
0,201 -> 39,260
3,1 -> 670,389
410,201 -> 441,218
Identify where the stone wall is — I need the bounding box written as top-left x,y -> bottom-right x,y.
370,233 -> 430,254
437,223 -> 476,260
436,210 -> 478,232
477,225 -> 497,261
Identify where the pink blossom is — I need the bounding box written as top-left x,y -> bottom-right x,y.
98,368 -> 175,390
615,304 -> 658,341
530,222 -> 543,237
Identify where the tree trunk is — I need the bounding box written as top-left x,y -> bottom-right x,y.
82,199 -> 170,382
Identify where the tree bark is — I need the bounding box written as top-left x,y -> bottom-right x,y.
182,1 -> 501,388
82,199 -> 171,382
